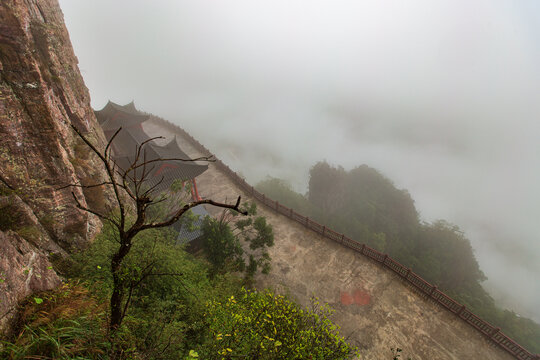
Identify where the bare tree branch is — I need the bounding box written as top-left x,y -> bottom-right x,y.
71,191 -> 119,227
70,124 -> 126,231
140,196 -> 247,231
57,181 -> 117,191
105,127 -> 122,159
127,156 -> 215,172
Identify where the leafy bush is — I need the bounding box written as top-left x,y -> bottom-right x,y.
196,288 -> 358,360
201,202 -> 274,280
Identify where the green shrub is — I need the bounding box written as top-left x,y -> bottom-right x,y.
196,288 -> 358,359
0,282 -> 109,360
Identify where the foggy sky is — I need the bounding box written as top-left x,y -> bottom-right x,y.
59,0 -> 540,321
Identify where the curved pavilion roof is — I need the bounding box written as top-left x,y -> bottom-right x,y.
95,101 -> 150,130
154,136 -> 192,160
95,101 -> 208,188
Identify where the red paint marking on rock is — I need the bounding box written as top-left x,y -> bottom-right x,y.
353,289 -> 371,305
341,292 -> 354,305
341,289 -> 371,306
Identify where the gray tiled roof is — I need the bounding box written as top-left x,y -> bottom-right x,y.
173,204 -> 209,243
95,101 -> 149,130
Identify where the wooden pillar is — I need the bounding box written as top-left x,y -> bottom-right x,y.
192,178 -> 201,201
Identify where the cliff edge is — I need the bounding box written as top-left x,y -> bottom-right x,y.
0,0 -> 107,331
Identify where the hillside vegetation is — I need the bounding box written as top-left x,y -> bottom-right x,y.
1,214 -> 358,359
256,161 -> 540,353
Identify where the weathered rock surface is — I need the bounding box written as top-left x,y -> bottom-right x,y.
0,230 -> 61,330
0,0 -> 107,332
144,118 -> 516,360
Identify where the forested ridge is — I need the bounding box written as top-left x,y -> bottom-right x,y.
256,161 -> 540,353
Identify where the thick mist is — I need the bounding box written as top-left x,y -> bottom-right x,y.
59,0 -> 540,321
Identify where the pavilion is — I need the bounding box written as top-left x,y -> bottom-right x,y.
94,101 -> 210,244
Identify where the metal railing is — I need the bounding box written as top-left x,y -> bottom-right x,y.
152,116 -> 538,360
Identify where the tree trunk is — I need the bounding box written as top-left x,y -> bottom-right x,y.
109,238 -> 132,331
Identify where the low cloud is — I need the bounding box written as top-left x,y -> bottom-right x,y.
61,0 -> 540,320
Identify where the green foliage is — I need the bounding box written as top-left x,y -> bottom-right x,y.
65,223 -> 240,358
308,162 -> 348,216
170,178 -> 192,194
391,347 -> 411,360
1,282 -> 109,360
412,220 -> 486,292
3,220 -> 355,359
256,177 -> 319,217
201,202 -> 274,279
201,215 -> 244,275
196,289 -> 358,360
33,297 -> 43,305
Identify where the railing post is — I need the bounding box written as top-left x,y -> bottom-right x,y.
322,226 -> 326,236
361,243 -> 366,254
383,254 -> 388,264
490,327 -> 500,338
340,234 -> 345,243
404,268 -> 411,279
458,305 -> 466,316
430,285 -> 437,297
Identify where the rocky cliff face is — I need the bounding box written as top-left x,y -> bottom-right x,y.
0,0 -> 107,331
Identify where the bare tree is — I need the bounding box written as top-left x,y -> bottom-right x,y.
63,124 -> 247,334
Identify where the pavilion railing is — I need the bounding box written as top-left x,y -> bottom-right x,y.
151,116 -> 538,360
